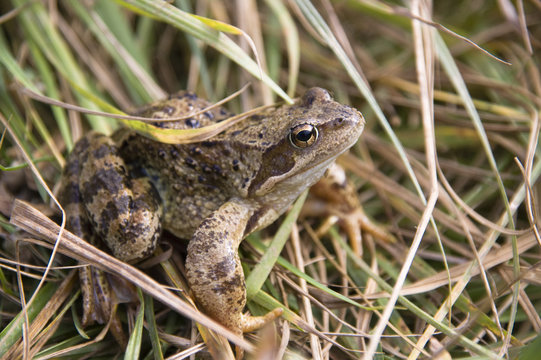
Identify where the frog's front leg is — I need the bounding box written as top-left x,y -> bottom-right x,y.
185,199 -> 282,335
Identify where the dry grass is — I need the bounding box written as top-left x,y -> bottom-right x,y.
1,1 -> 541,359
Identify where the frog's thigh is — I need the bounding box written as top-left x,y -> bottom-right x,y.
79,132 -> 163,262
185,199 -> 282,334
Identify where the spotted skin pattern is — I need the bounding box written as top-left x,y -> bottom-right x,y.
59,88 -> 365,339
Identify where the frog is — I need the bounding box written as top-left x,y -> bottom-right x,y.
59,87 -> 365,341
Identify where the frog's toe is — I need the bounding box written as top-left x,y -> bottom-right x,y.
79,266 -> 131,347
80,266 -> 113,325
80,266 -> 104,325
240,308 -> 283,333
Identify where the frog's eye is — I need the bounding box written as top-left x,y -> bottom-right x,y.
289,124 -> 318,148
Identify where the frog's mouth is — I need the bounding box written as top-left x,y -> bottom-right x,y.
295,146 -> 349,181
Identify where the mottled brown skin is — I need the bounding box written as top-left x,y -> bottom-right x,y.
59,88 -> 364,337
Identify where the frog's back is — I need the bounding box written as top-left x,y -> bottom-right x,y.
116,91 -> 244,238
130,91 -> 231,130
115,88 -> 364,240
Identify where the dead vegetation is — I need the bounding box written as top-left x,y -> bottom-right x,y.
1,1 -> 540,359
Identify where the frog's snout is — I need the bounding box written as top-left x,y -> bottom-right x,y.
328,107 -> 364,151
334,107 -> 364,135
350,110 -> 365,143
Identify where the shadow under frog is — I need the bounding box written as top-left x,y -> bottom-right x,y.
59,88 -> 364,343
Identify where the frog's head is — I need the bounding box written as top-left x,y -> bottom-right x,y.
247,87 -> 364,199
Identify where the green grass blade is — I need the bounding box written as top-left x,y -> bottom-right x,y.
125,289 -> 145,360
68,0 -> 164,104
0,282 -> 58,358
27,41 -> 72,152
264,0 -> 299,97
115,0 -> 292,103
95,0 -> 152,73
293,0 -> 426,203
245,190 -> 308,300
12,0 -> 113,132
144,294 -> 164,360
247,236 -> 374,311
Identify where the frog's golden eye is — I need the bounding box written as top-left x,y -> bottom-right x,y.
289,124 -> 318,148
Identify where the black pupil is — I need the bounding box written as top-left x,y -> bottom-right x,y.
296,129 -> 313,142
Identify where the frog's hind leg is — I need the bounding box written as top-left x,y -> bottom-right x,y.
185,199 -> 282,338
60,132 -> 162,346
59,139 -> 102,326
78,132 -> 163,263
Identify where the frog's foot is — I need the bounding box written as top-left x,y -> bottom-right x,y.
240,308 -> 284,333
307,163 -> 395,254
79,265 -> 131,347
79,265 -> 104,326
230,309 -> 283,360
